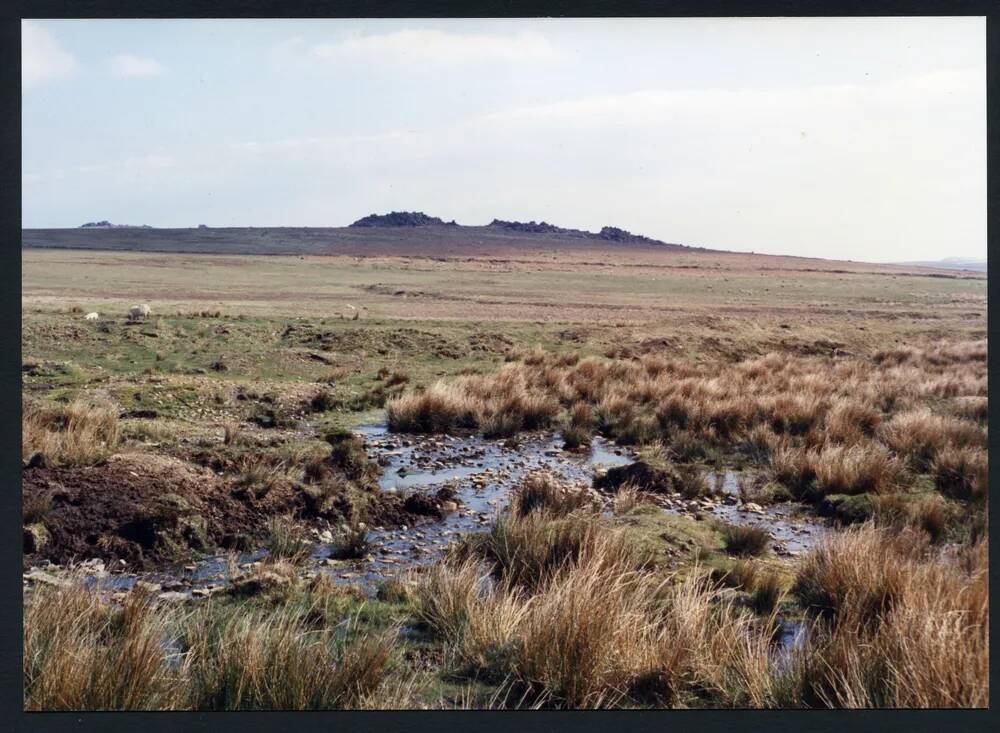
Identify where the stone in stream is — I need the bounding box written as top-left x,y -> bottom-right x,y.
157,591 -> 189,603
24,568 -> 68,587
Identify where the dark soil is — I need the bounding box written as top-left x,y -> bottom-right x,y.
23,452 -> 459,570
22,456 -> 299,568
594,460 -> 678,493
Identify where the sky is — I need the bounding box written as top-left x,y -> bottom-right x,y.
22,17 -> 986,262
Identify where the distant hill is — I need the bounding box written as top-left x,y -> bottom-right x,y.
22,213 -> 698,257
350,211 -> 457,227
895,257 -> 986,272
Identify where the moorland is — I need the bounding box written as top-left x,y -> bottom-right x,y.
21,224 -> 988,709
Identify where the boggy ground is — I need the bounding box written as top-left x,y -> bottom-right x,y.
21,246 -> 988,709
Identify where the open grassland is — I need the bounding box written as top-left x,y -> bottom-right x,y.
21,245 -> 988,709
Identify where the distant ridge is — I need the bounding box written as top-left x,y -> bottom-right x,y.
346,212 -> 675,247
23,212 -> 702,258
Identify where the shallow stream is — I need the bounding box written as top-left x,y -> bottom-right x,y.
28,425 -> 829,603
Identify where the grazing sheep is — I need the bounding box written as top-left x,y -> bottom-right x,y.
84,312 -> 99,321
127,304 -> 151,321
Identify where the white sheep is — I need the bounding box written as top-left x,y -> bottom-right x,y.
127,303 -> 151,321
84,312 -> 99,321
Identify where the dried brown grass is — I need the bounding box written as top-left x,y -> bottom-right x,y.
385,341 -> 986,506
24,584 -> 186,710
790,526 -> 988,708
22,396 -> 121,466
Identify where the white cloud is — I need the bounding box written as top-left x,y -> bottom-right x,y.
310,28 -> 557,63
22,21 -> 77,89
109,53 -> 166,77
226,68 -> 984,259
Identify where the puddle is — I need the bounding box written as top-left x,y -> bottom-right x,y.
771,617 -> 809,670
705,471 -> 741,496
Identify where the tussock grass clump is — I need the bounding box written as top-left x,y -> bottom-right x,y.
386,381 -> 478,433
720,524 -> 770,557
790,526 -> 988,708
769,444 -> 817,498
748,571 -> 786,615
741,424 -> 782,462
308,389 -> 337,413
949,396 -> 988,423
412,559 -> 528,675
612,485 -> 654,515
511,560 -> 663,707
24,584 -> 185,710
22,397 -> 121,467
375,575 -> 415,605
792,527 -> 923,622
328,519 -> 371,560
23,491 -> 52,524
712,557 -> 759,591
871,493 -> 953,543
424,509 -> 788,708
674,464 -> 710,499
562,423 -> 593,451
509,471 -> 596,518
810,444 -> 903,496
902,494 -> 950,542
323,429 -> 381,485
385,369 -> 561,436
823,399 -> 881,444
423,533 -> 784,708
772,442 -> 903,498
235,455 -> 289,499
228,559 -> 300,601
766,394 -> 828,436
931,446 -> 987,502
184,604 -> 398,710
473,513 -> 644,590
222,420 -> 243,446
265,516 -> 310,561
880,409 -> 985,470
412,558 -> 487,641
385,340 -> 986,513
